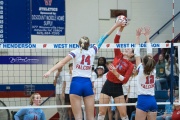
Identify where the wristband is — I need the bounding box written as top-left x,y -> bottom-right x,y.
116,30 -> 121,35
134,44 -> 140,57
146,43 -> 152,54
118,74 -> 124,81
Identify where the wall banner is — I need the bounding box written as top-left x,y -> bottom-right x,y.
31,0 -> 65,36
0,56 -> 53,64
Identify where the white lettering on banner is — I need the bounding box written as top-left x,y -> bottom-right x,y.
32,15 -> 56,21
39,7 -> 58,12
0,10 -> 3,14
0,39 -> 3,42
9,57 -> 39,63
76,64 -> 91,70
2,44 -> 36,48
0,1 -> 3,5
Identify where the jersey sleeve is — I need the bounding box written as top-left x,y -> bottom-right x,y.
114,34 -> 123,58
68,49 -> 77,58
14,108 -> 27,120
122,63 -> 134,84
90,45 -> 98,55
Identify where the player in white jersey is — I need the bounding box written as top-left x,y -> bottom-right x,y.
134,26 -> 157,120
43,21 -> 124,120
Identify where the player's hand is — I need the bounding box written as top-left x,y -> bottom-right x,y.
136,27 -> 143,37
107,63 -> 116,71
143,26 -> 151,36
108,63 -> 120,77
115,20 -> 126,27
43,71 -> 51,78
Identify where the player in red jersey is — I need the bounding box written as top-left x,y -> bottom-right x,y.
98,26 -> 134,120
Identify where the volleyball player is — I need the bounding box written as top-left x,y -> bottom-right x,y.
134,26 -> 157,120
14,93 -> 46,120
98,26 -> 134,120
43,21 -> 124,120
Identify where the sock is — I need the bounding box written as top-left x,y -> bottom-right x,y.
97,114 -> 105,120
121,115 -> 129,120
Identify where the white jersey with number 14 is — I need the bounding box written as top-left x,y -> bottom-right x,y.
69,45 -> 98,78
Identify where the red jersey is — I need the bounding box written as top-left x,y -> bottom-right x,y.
172,109 -> 180,120
106,34 -> 134,84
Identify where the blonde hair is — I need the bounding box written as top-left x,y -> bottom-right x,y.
29,93 -> 41,105
79,36 -> 90,52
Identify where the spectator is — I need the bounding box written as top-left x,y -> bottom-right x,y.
126,65 -> 138,119
156,89 -> 175,120
54,66 -> 67,120
165,56 -> 179,89
14,93 -> 46,120
91,65 -> 97,88
95,57 -> 109,74
172,97 -> 180,120
64,63 -> 74,120
155,54 -> 168,90
161,40 -> 171,62
174,39 -> 180,63
94,66 -> 106,120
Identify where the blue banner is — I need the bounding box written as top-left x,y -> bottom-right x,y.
0,0 -> 31,43
0,56 -> 53,64
31,0 -> 65,36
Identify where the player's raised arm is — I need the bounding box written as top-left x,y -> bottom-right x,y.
43,56 -> 72,78
143,26 -> 152,56
134,27 -> 143,67
96,19 -> 126,49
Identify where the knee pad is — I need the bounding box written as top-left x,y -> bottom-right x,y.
97,114 -> 105,120
121,115 -> 129,120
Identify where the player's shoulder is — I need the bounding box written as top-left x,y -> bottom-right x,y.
71,48 -> 81,53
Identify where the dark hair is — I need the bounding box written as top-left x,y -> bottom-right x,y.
69,63 -> 73,68
143,55 -> 156,75
79,36 -> 90,50
129,48 -> 135,61
92,65 -> 94,71
97,57 -> 107,66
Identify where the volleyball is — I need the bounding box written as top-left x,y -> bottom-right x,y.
115,15 -> 128,26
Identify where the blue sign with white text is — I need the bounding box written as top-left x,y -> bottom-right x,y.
31,0 -> 65,36
0,56 -> 53,64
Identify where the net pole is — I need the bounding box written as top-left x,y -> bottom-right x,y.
170,0 -> 175,105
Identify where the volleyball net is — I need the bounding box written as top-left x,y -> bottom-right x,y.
0,43 -> 180,119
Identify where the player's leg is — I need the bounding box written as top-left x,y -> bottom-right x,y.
135,108 -> 147,120
98,93 -> 110,120
147,112 -> 157,120
114,95 -> 128,120
70,94 -> 83,120
83,95 -> 95,120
